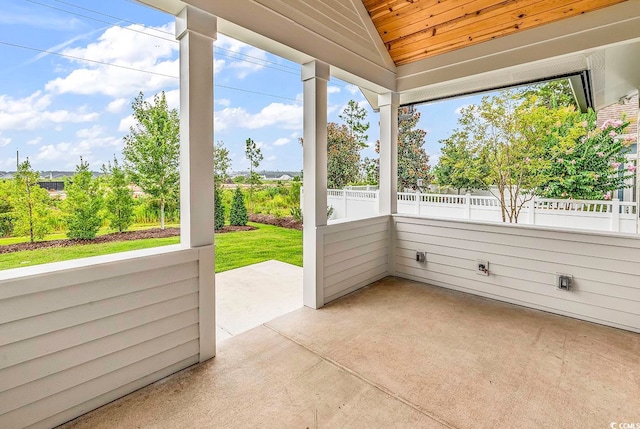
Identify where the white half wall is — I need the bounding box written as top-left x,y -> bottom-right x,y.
0,246 -> 210,429
393,216 -> 640,333
322,216 -> 390,304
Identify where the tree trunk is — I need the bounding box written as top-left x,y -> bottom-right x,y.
160,199 -> 165,230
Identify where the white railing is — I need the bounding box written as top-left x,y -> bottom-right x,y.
307,189 -> 638,233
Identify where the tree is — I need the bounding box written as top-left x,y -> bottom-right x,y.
0,179 -> 14,237
538,111 -> 634,199
245,138 -> 263,212
214,140 -> 232,187
214,189 -> 226,230
64,159 -> 103,240
123,91 -> 180,230
11,160 -> 50,242
339,100 -> 369,148
396,110 -> 431,191
518,79 -> 577,109
434,130 -> 488,194
102,157 -> 134,233
327,123 -> 361,188
229,187 -> 248,226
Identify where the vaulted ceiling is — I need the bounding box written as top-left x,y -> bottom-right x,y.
363,0 -> 630,66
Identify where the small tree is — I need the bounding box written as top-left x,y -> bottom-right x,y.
327,123 -> 361,188
123,91 -> 180,230
214,189 -> 226,230
245,138 -> 263,212
11,160 -> 50,242
102,157 -> 134,232
396,110 -> 431,191
64,159 -> 103,240
339,100 -> 369,148
214,140 -> 232,187
435,130 -> 488,194
229,187 -> 248,226
0,179 -> 15,237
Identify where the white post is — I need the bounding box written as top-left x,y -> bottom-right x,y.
528,198 -> 536,225
176,6 -> 217,362
465,193 -> 471,220
302,60 -> 329,309
415,192 -> 420,215
636,104 -> 640,234
612,198 -> 621,232
378,92 -> 399,216
343,190 -> 347,219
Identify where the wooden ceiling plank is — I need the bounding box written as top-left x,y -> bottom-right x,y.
387,0 -> 558,49
380,0 -> 519,44
391,0 -> 627,64
372,0 -> 479,28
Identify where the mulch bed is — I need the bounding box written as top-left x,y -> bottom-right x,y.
0,228 -> 182,255
249,214 -> 303,231
0,220 -> 297,255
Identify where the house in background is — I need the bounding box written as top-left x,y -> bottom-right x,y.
597,93 -> 639,201
1,1 -> 640,428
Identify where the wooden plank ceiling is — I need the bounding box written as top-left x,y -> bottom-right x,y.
363,0 -> 629,65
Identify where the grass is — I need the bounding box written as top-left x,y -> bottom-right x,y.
0,223 -> 302,272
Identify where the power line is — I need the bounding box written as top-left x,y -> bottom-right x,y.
26,0 -> 300,74
0,40 -> 302,102
23,0 -> 177,42
0,40 -> 178,78
52,0 -> 174,35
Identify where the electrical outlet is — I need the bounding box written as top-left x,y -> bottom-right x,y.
556,274 -> 573,291
415,251 -> 426,264
477,260 -> 489,276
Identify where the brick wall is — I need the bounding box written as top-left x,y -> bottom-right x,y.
596,94 -> 638,142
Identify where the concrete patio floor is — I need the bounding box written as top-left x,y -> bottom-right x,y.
215,260 -> 303,342
61,277 -> 640,429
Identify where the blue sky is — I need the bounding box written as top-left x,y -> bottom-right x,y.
0,0 -> 483,173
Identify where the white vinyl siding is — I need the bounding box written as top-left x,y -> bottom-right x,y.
393,216 -> 640,333
322,216 -> 390,303
0,247 -> 202,429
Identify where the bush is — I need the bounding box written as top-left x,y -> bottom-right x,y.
214,190 -> 226,230
290,207 -> 302,222
229,187 -> 248,226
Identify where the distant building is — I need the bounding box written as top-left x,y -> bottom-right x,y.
597,93 -> 638,202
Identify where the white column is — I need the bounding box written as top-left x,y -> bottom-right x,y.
378,92 -> 399,215
176,6 -> 216,361
302,60 -> 329,309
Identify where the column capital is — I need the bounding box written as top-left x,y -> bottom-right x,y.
176,5 -> 217,41
301,60 -> 330,82
378,92 -> 400,108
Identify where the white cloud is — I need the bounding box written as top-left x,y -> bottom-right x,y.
0,133 -> 11,147
45,23 -> 180,98
273,137 -> 290,146
215,34 -> 266,79
215,102 -> 302,132
26,137 -> 42,146
327,86 -> 341,94
118,115 -> 136,133
0,91 -> 98,131
266,155 -> 277,162
216,98 -> 231,107
76,125 -> 104,140
345,84 -> 360,95
107,98 -> 128,114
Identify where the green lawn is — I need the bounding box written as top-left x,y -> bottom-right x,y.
0,223 -> 302,272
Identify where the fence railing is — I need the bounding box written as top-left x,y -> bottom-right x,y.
320,190 -> 638,233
